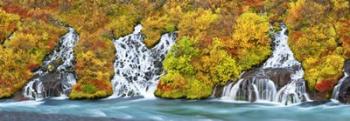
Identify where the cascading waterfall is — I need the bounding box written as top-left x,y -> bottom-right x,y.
332,60 -> 350,102
23,27 -> 78,100
332,72 -> 349,100
221,25 -> 310,105
110,25 -> 176,98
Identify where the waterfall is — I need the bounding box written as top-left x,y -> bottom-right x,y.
221,25 -> 310,105
332,73 -> 348,100
23,27 -> 78,100
110,25 -> 176,98
332,60 -> 350,102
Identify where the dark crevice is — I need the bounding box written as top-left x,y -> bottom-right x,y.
1,31 -> 16,45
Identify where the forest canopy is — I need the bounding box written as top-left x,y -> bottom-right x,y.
0,0 -> 349,99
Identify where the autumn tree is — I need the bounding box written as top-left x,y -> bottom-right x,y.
227,11 -> 271,70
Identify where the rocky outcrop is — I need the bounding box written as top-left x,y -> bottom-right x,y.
333,60 -> 350,103
308,60 -> 350,103
219,25 -> 309,105
22,28 -> 78,100
242,68 -> 292,90
215,67 -> 296,102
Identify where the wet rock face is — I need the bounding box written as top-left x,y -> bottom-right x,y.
226,67 -> 293,102
220,25 -> 309,104
338,79 -> 350,103
214,67 -> 294,97
23,58 -> 77,100
23,28 -> 78,100
219,66 -> 309,104
218,66 -> 306,103
344,60 -> 350,74
242,68 -> 292,90
337,60 -> 350,103
42,71 -> 75,97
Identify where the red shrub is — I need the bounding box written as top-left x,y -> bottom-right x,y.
157,82 -> 173,92
315,80 -> 334,92
3,5 -> 31,18
74,84 -> 82,92
291,31 -> 303,42
27,63 -> 39,71
92,40 -> 106,50
90,80 -> 112,90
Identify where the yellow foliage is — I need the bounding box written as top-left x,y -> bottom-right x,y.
0,12 -> 64,98
290,24 -> 338,60
0,47 -> 32,98
285,0 -> 350,94
232,12 -> 269,47
142,13 -> 175,47
264,0 -> 290,22
1,0 -> 349,100
157,37 -> 242,99
71,36 -> 115,99
286,0 -> 305,25
0,9 -> 20,42
228,11 -> 271,70
178,8 -> 219,40
304,55 -> 344,91
331,0 -> 349,11
286,0 -> 327,30
335,20 -> 350,58
106,15 -> 137,38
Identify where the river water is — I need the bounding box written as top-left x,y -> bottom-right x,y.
0,98 -> 349,121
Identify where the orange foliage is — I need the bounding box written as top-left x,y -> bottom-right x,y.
315,80 -> 335,92
244,0 -> 265,7
74,84 -> 82,92
89,80 -> 112,91
3,5 -> 30,17
27,64 -> 39,71
338,20 -> 350,58
290,31 -> 303,42
3,4 -> 53,22
157,82 -> 173,92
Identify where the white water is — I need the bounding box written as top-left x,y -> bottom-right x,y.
262,26 -> 304,80
23,28 -> 78,100
222,25 -> 310,105
332,72 -> 349,100
110,25 -> 176,98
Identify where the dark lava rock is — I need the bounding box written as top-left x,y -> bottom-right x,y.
12,91 -> 28,101
41,72 -> 73,97
21,58 -> 76,99
337,60 -> 350,103
307,91 -> 329,102
240,67 -> 293,90
212,85 -> 225,97
264,68 -> 292,88
337,80 -> 350,103
212,67 -> 294,100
